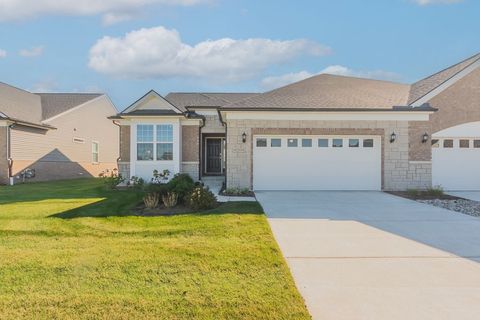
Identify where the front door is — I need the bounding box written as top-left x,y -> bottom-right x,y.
206,138 -> 223,174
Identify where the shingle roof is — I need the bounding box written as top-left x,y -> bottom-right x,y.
0,82 -> 43,124
165,92 -> 258,109
223,74 -> 411,110
37,93 -> 103,120
408,53 -> 480,105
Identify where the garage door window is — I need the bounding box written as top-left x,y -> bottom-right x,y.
474,140 -> 480,148
363,139 -> 374,148
256,138 -> 267,147
318,139 -> 329,148
288,139 -> 298,147
302,139 -> 312,147
332,139 -> 343,148
349,139 -> 359,148
443,139 -> 453,148
459,139 -> 470,148
431,139 -> 439,148
271,138 -> 281,147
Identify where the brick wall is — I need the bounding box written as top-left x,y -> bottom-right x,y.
226,119 -> 431,191
181,125 -> 200,162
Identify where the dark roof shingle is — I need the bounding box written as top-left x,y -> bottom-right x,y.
37,93 -> 103,120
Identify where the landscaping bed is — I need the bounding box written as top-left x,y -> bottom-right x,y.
0,179 -> 310,319
387,188 -> 480,218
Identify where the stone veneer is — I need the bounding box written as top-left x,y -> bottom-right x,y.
226,119 -> 432,191
0,126 -> 8,184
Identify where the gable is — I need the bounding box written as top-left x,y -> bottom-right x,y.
122,90 -> 184,114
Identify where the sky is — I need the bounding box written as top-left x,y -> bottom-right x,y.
0,0 -> 478,110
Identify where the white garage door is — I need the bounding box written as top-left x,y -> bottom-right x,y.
253,135 -> 382,190
432,138 -> 480,190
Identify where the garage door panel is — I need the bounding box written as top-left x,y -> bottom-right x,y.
253,136 -> 381,191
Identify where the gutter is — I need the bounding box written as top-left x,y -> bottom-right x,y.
112,120 -> 122,164
7,123 -> 13,185
218,106 -> 437,112
197,115 -> 206,181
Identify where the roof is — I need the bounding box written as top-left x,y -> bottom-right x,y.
165,92 -> 259,109
408,53 -> 480,105
37,93 -> 103,120
0,82 -> 43,124
223,74 -> 411,110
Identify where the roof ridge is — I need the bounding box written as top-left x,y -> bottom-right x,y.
35,92 -> 103,95
412,52 -> 480,86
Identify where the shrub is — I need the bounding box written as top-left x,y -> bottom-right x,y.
162,192 -> 178,208
168,174 -> 195,203
426,185 -> 444,197
186,186 -> 217,211
145,183 -> 169,197
143,192 -> 160,209
224,187 -> 251,196
128,176 -> 145,190
99,169 -> 124,190
151,169 -> 171,184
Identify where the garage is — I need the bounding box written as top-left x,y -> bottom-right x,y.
253,135 -> 382,190
432,122 -> 480,190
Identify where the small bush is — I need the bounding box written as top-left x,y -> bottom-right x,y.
406,188 -> 420,197
143,192 -> 160,209
168,174 -> 195,203
99,169 -> 124,190
224,187 -> 251,196
426,185 -> 444,197
145,183 -> 169,196
162,192 -> 178,208
129,176 -> 145,190
186,186 -> 217,211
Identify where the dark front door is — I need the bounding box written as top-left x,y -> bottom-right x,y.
206,138 -> 222,174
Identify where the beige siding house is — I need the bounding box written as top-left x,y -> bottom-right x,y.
0,82 -> 118,184
112,53 -> 480,191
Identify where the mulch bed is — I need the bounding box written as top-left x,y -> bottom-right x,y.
220,191 -> 256,197
386,191 -> 463,201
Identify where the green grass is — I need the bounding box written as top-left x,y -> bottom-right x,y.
0,179 -> 310,320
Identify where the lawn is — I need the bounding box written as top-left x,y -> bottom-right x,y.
0,179 -> 310,320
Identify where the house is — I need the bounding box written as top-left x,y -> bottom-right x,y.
112,53 -> 480,191
0,82 -> 119,184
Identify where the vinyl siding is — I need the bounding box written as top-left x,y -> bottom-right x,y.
0,126 -> 8,184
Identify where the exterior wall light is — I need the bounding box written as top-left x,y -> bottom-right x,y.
242,132 -> 247,143
390,132 -> 397,143
422,132 -> 429,144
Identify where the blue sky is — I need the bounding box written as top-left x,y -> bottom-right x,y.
0,0 -> 478,110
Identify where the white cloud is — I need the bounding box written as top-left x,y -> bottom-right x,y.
88,26 -> 331,82
19,46 -> 44,57
412,0 -> 463,5
261,65 -> 402,90
0,0 -> 210,22
101,12 -> 136,26
0,49 -> 6,58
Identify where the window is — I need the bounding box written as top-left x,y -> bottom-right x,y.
318,139 -> 329,148
137,124 -> 174,161
137,125 -> 154,160
156,124 -> 173,160
349,139 -> 359,148
431,139 -> 439,148
271,138 -> 281,147
287,138 -> 298,147
92,142 -> 99,163
474,140 -> 480,148
302,138 -> 312,147
332,139 -> 343,148
460,139 -> 470,148
363,139 -> 374,148
256,138 -> 267,147
443,139 -> 453,148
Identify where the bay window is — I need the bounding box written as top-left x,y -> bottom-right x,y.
137,124 -> 174,161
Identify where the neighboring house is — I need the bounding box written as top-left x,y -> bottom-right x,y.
0,82 -> 119,184
112,53 -> 480,191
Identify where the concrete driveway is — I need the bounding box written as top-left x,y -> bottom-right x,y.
256,191 -> 480,320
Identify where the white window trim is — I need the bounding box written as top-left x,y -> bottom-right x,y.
136,124 -> 174,162
92,141 -> 99,164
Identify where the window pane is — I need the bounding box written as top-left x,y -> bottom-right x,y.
474,140 -> 480,148
92,142 -> 99,162
318,139 -> 329,147
302,139 -> 312,147
363,139 -> 374,148
431,139 -> 439,148
271,138 -> 281,147
443,139 -> 453,148
349,139 -> 359,148
460,139 -> 470,148
137,143 -> 154,160
332,139 -> 343,148
256,138 -> 267,147
137,125 -> 153,142
157,143 -> 173,160
157,124 -> 173,142
287,138 -> 298,147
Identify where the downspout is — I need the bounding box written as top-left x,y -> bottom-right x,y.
112,120 -> 122,164
197,114 -> 206,181
7,123 -> 14,185
217,109 -> 227,189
